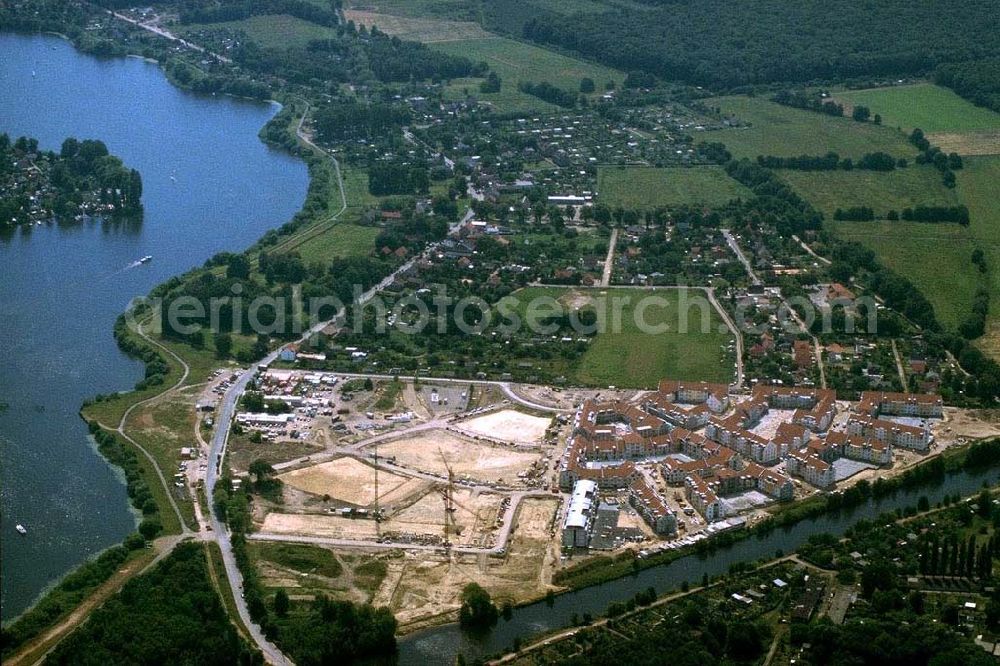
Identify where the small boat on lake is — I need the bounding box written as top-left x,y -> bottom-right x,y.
139,255 -> 153,264
15,523 -> 27,535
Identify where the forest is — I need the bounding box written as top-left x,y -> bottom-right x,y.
45,543 -> 260,665
484,0 -> 1000,92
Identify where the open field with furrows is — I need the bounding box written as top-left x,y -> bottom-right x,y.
705,96 -> 918,159
779,165 -> 960,218
504,287 -> 734,387
376,428 -> 543,484
378,497 -> 560,629
458,409 -> 553,442
956,156 -> 1000,360
828,220 -> 979,331
343,9 -> 491,42
177,14 -> 338,50
597,166 -> 752,210
278,456 -> 427,507
837,84 -> 1000,134
431,37 -> 624,113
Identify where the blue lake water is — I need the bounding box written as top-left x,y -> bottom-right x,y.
0,32 -> 308,621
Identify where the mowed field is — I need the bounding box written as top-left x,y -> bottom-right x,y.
706,96 -> 917,159
837,84 -> 1000,134
827,220 -> 979,331
293,223 -> 379,264
504,287 -> 734,387
431,37 -> 624,113
956,156 -> 1000,359
597,166 -> 751,210
178,14 -> 338,49
343,9 -> 491,42
779,165 -> 960,218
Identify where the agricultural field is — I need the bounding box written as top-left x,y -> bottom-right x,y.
505,287 -> 734,387
177,14 -> 338,50
956,156 -> 1000,359
292,223 -> 379,264
779,165 -> 960,218
706,95 -> 917,159
375,428 -> 543,485
828,220 -> 979,330
837,83 -> 1000,134
342,9 -> 491,42
431,36 -> 624,113
597,166 -> 751,210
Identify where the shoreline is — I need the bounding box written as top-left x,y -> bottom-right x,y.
0,27 -> 311,640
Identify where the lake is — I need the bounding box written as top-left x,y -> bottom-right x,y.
0,32 -> 308,622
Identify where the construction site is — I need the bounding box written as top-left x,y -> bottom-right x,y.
229,370 -> 995,631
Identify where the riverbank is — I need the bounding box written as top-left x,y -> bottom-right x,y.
395,443 -> 1000,664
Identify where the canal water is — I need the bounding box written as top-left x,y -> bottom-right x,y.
397,466 -> 1000,663
0,32 -> 309,621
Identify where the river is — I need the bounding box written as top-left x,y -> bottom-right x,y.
397,466 -> 1000,664
0,32 -> 309,622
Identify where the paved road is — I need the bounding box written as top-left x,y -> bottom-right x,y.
722,230 -> 825,387
792,234 -> 831,266
600,228 -> 618,287
722,229 -> 762,286
109,11 -> 232,63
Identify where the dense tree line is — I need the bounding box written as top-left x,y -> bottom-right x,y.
935,58 -> 1000,112
366,27 -> 484,82
830,242 -> 939,331
174,0 -> 338,27
959,250 -> 990,339
313,99 -> 411,143
517,80 -> 578,108
757,151 -> 898,172
772,90 -> 844,116
909,129 -> 963,187
833,206 -> 875,221
723,159 -> 823,236
900,205 -> 970,225
368,162 -> 430,195
46,542 -> 260,665
487,0 -> 1000,89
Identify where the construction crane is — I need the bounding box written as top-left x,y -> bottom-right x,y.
438,448 -> 457,545
373,442 -> 381,539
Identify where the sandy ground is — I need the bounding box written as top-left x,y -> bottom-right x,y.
941,407 -> 1000,441
458,409 -> 553,443
278,457 -> 424,506
381,497 -> 561,630
260,488 -> 502,545
387,488 -> 502,546
378,429 -> 544,484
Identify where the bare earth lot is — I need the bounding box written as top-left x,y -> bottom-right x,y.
377,428 -> 544,484
376,497 -> 560,630
457,409 -> 553,443
278,457 -> 424,506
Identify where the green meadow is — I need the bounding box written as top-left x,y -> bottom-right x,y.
597,166 -> 751,210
